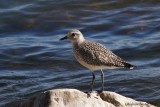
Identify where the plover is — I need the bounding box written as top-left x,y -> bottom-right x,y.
60,29 -> 134,92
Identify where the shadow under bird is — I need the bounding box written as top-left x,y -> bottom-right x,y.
60,29 -> 134,92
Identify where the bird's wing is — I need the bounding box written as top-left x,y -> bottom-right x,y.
81,41 -> 133,68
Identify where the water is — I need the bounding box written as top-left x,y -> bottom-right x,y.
0,0 -> 160,106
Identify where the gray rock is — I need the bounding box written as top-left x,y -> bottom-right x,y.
18,89 -> 156,107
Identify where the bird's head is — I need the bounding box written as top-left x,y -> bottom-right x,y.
60,29 -> 85,44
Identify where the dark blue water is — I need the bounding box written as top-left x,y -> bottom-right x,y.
0,0 -> 160,106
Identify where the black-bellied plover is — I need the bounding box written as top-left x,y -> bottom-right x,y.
60,29 -> 134,92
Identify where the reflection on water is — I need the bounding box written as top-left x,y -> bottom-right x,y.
0,0 -> 160,106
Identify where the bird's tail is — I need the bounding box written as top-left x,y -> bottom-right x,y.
124,62 -> 134,69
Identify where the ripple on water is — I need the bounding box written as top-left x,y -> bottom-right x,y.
0,0 -> 160,107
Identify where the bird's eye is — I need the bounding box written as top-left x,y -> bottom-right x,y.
71,33 -> 75,36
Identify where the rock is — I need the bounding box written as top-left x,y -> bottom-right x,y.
100,91 -> 155,107
18,89 -> 156,107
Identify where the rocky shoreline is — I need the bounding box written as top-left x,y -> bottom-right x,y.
18,89 -> 156,107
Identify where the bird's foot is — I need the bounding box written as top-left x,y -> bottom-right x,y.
97,90 -> 104,94
87,91 -> 99,98
97,89 -> 104,94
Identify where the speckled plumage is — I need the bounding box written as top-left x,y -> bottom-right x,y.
60,29 -> 134,91
73,40 -> 133,71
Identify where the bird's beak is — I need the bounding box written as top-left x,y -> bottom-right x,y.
60,36 -> 68,40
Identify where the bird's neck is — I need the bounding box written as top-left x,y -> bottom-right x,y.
73,38 -> 85,46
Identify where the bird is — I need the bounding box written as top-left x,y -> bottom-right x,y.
60,29 -> 134,92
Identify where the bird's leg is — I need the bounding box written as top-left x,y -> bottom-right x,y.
100,69 -> 104,92
90,71 -> 95,92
